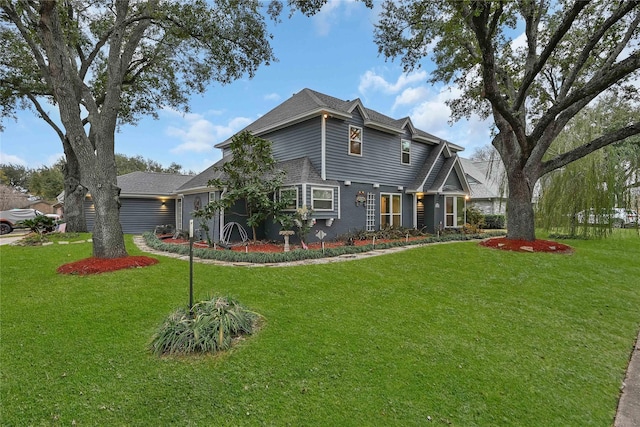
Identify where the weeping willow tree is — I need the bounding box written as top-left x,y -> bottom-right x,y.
537,96 -> 640,237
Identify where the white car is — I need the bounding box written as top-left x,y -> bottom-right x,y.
576,207 -> 638,228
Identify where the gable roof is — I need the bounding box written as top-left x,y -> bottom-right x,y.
409,141 -> 451,192
427,156 -> 471,195
459,158 -> 505,199
117,171 -> 193,197
215,88 -> 461,150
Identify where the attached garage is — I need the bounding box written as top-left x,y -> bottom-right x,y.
83,172 -> 193,234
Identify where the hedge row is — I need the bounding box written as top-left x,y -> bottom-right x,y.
142,230 -> 506,264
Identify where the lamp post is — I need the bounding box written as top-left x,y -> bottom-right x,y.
189,219 -> 194,316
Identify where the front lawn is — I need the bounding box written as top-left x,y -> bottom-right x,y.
1,232 -> 639,425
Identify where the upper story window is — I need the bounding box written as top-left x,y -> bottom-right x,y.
349,125 -> 363,156
401,139 -> 411,164
279,187 -> 298,211
311,187 -> 334,211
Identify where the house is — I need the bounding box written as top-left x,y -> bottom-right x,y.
175,88 -> 471,243
83,171 -> 193,234
460,158 -> 507,215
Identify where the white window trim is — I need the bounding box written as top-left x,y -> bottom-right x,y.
380,193 -> 402,228
401,139 -> 411,165
348,125 -> 363,157
311,187 -> 334,211
279,186 -> 299,211
444,195 -> 466,228
176,197 -> 183,230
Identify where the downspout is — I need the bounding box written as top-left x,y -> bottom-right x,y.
321,113 -> 327,180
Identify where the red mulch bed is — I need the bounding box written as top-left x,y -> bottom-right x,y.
161,236 -> 427,253
479,237 -> 573,254
57,256 -> 159,275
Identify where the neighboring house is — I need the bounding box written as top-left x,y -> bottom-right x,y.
460,158 -> 507,215
176,88 -> 471,242
83,171 -> 193,234
29,199 -> 56,214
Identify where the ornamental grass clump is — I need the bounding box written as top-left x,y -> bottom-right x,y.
150,296 -> 258,356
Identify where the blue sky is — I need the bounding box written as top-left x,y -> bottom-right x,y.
0,1 -> 494,174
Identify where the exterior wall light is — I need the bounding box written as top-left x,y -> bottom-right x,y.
373,183 -> 380,188
325,218 -> 335,227
344,180 -> 351,186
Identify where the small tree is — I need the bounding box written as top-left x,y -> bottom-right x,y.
199,131 -> 291,242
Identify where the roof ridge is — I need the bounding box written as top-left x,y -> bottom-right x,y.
302,88 -> 328,108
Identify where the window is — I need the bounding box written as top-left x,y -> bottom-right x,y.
349,125 -> 362,156
380,193 -> 401,228
445,196 -> 466,227
401,139 -> 411,164
176,197 -> 183,230
312,187 -> 334,211
279,187 -> 298,211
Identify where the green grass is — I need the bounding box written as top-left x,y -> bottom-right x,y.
1,232 -> 639,426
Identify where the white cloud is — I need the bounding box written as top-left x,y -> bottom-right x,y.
312,0 -> 360,36
392,86 -> 431,110
46,153 -> 65,166
0,152 -> 27,166
165,111 -> 252,154
510,31 -> 527,53
358,70 -> 428,95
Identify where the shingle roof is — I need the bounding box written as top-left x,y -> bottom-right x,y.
175,157 -> 229,192
117,171 -> 193,196
277,157 -> 339,186
459,158 -> 505,199
177,156 -> 339,193
215,88 -> 446,148
410,143 -> 447,191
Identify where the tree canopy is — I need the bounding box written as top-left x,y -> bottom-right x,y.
1,0 -> 286,257
373,0 -> 640,240
198,131 -> 291,242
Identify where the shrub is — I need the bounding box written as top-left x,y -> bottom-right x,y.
143,230 -> 507,264
19,215 -> 57,235
465,206 -> 485,228
483,214 -> 506,229
150,296 -> 258,356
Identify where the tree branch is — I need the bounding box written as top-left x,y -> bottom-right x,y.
514,1 -> 588,110
559,1 -> 639,100
26,93 -> 64,142
541,122 -> 640,175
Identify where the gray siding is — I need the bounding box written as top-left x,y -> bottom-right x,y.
324,110 -> 434,187
84,197 -> 176,234
444,170 -> 463,191
268,117 -> 322,166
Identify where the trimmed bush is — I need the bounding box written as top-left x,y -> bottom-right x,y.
483,214 -> 506,229
150,296 -> 258,356
143,230 -> 506,264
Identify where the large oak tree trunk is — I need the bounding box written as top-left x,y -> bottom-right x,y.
505,169 -> 537,241
38,2 -> 127,259
61,137 -> 87,232
88,182 -> 126,258
494,129 -> 541,242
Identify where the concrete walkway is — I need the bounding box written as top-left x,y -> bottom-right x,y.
615,331 -> 640,427
133,236 -> 640,425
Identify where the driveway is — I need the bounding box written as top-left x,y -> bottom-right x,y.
0,230 -> 28,246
